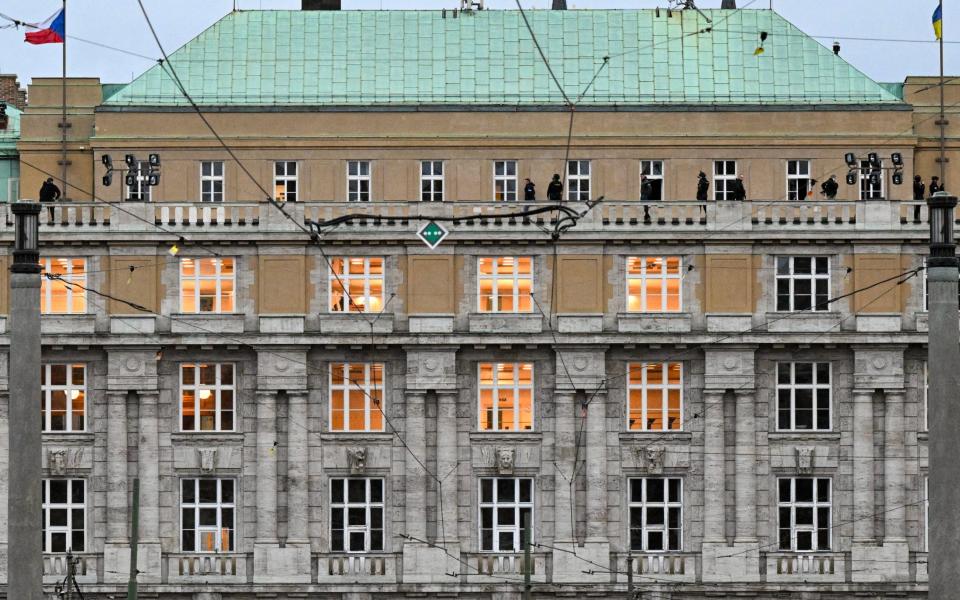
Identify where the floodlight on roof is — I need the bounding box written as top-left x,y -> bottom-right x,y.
844,153 -> 857,168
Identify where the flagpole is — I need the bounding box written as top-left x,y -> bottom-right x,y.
61,0 -> 67,200
939,0 -> 946,186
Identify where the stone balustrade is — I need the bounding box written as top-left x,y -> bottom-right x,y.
765,552 -> 846,583
615,552 -> 697,583
316,553 -> 399,584
42,553 -> 98,584
166,552 -> 247,584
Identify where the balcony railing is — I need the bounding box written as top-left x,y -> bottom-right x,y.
166,552 -> 247,583
461,552 -> 548,583
0,199 -> 938,238
764,551 -> 846,583
316,553 -> 398,583
43,553 -> 98,584
614,552 -> 697,583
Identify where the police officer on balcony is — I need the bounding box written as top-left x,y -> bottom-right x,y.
524,178 -> 536,201
821,175 -> 839,200
39,177 -> 61,220
546,174 -> 563,201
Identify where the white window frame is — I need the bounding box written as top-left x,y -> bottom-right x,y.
8,177 -> 19,202
330,478 -> 385,553
479,477 -> 534,553
125,159 -> 152,202
180,363 -> 236,432
180,478 -> 235,553
713,160 -> 737,201
566,160 -> 591,201
42,479 -> 85,553
775,256 -> 830,312
626,256 -> 683,313
477,256 -> 533,313
328,363 -> 385,433
200,161 -> 224,203
328,257 -> 385,313
347,160 -> 371,202
776,362 -> 832,431
40,258 -> 87,314
628,477 -> 683,552
786,160 -> 811,201
274,161 -> 298,202
41,364 -> 86,432
859,159 -> 884,200
777,477 -> 832,552
478,362 -> 534,431
179,257 -> 236,314
924,361 -> 928,432
627,362 -> 683,431
640,160 -> 664,201
493,160 -> 518,202
421,161 -> 444,202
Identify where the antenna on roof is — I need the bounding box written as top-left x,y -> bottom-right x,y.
669,0 -> 713,23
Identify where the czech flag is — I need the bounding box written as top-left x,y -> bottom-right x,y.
933,2 -> 943,41
25,8 -> 65,45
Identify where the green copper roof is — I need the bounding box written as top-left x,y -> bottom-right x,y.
104,9 -> 900,108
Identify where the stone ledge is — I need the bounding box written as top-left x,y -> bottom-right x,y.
855,313 -> 902,332
408,314 -> 454,333
557,314 -> 603,333
318,313 -> 394,334
468,312 -> 543,334
41,314 -> 96,334
765,311 -> 841,333
916,311 -> 929,332
618,312 -> 692,333
109,315 -> 156,334
170,313 -> 244,334
706,313 -> 753,333
258,315 -> 305,333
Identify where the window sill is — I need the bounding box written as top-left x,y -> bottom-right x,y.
318,313 -> 394,334
765,312 -> 840,333
619,431 -> 692,442
767,432 -> 841,441
42,432 -> 94,441
618,312 -> 691,334
319,432 -> 393,443
468,312 -> 543,334
41,313 -> 96,334
469,431 -> 542,442
171,432 -> 244,443
170,313 -> 244,334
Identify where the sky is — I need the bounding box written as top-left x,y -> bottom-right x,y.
0,0 -> 956,86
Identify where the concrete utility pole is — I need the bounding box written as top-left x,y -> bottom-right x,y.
928,191 -> 960,600
8,202 -> 43,600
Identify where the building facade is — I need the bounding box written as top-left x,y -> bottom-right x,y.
2,4 -> 958,599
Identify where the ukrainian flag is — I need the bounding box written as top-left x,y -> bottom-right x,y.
933,2 -> 943,40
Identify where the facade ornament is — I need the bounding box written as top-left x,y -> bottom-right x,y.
198,448 -> 218,474
795,447 -> 815,474
495,448 -> 515,474
48,449 -> 67,476
636,446 -> 665,474
347,447 -> 367,474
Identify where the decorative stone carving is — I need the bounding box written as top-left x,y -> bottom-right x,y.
795,447 -> 815,474
47,448 -> 84,475
495,448 -> 515,475
636,446 -> 665,474
198,448 -> 218,474
347,447 -> 367,474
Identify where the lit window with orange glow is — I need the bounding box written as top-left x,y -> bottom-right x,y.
181,478 -> 234,553
329,257 -> 385,313
627,362 -> 682,431
478,257 -> 533,313
41,364 -> 85,432
626,257 -> 682,313
180,258 -> 235,314
330,363 -> 384,432
40,258 -> 86,314
181,363 -> 235,432
478,362 -> 534,431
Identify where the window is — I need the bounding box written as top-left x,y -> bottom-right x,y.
627,362 -> 682,431
200,161 -> 224,202
41,364 -> 85,432
126,160 -> 152,202
40,258 -> 86,314
478,363 -> 534,431
859,159 -> 884,200
713,160 -> 737,201
329,363 -> 384,432
626,257 -> 682,312
628,478 -> 682,552
42,479 -> 85,553
347,161 -> 371,202
181,364 -> 235,432
180,258 -> 235,313
478,257 -> 533,313
421,161 -> 443,202
330,478 -> 384,553
640,160 -> 664,201
493,160 -> 518,201
787,160 -> 811,201
181,479 -> 235,553
566,160 -> 591,201
329,257 -> 384,313
777,362 -> 831,431
775,256 -> 829,312
274,161 -> 298,202
479,478 -> 533,552
778,477 -> 831,552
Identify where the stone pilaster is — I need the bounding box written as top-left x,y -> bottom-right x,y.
585,391 -> 607,541
852,390 -> 876,544
404,390 -> 427,539
106,391 -> 129,544
436,390 -> 459,545
255,390 -> 278,544
286,391 -> 309,545
138,391 -> 160,543
702,390 -> 726,545
552,392 -> 575,543
884,389 -> 907,542
733,390 -> 757,543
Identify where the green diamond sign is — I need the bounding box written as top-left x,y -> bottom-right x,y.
417,220 -> 449,250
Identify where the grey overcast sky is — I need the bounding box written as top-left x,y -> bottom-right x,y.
0,0 -> 956,85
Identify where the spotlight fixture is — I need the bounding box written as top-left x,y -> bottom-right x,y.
846,172 -> 858,186
844,152 -> 857,168
891,152 -> 903,167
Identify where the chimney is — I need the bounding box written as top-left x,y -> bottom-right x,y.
721,0 -> 737,7
552,0 -> 567,8
302,0 -> 340,9
0,75 -> 26,110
